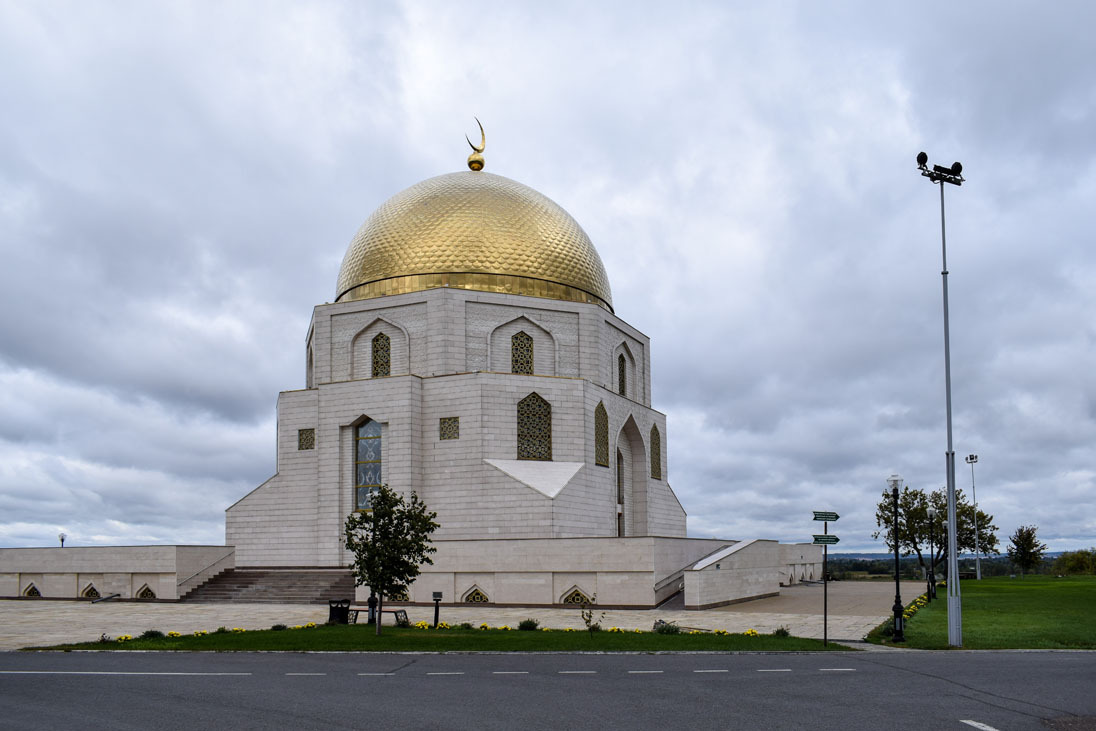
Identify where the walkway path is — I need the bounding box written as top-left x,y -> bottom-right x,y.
0,580 -> 923,650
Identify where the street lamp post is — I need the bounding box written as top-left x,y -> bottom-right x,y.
927,506 -> 937,601
966,454 -> 981,580
58,533 -> 66,548
917,151 -> 965,647
888,474 -> 905,642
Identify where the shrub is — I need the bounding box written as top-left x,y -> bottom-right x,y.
518,618 -> 540,631
772,626 -> 790,638
458,622 -> 474,630
653,620 -> 681,635
271,624 -> 287,631
214,626 -> 229,634
138,630 -> 165,640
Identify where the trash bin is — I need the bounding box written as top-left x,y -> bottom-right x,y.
328,599 -> 351,625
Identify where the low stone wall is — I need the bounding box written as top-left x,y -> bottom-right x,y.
682,540 -> 823,609
358,536 -> 817,609
0,546 -> 235,601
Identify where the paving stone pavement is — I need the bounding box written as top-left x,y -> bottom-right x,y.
0,580 -> 923,650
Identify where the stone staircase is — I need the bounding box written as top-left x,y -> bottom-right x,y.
180,568 -> 357,604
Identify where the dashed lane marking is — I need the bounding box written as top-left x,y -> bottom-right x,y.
959,722 -> 1000,731
492,671 -> 529,675
628,670 -> 664,674
819,668 -> 856,672
694,670 -> 729,673
357,673 -> 394,676
757,669 -> 792,673
559,671 -> 597,674
285,673 -> 326,676
426,672 -> 464,676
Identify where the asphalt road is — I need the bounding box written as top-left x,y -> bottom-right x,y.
3,650 -> 1094,730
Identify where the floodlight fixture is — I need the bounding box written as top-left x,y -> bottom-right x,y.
917,151 -> 965,186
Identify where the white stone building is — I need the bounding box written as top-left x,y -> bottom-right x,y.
221,156 -> 821,608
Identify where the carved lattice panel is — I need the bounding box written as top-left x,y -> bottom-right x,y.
439,417 -> 460,440
594,402 -> 609,467
372,332 -> 391,378
618,353 -> 626,396
137,585 -> 156,600
511,331 -> 533,375
517,392 -> 551,461
650,425 -> 662,480
298,428 -> 315,450
464,588 -> 490,603
561,588 -> 591,605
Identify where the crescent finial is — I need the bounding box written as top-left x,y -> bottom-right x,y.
466,117 -> 486,171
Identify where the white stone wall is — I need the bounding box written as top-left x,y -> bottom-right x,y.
0,546 -> 233,600
684,540 -> 785,609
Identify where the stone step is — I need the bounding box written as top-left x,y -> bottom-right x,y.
181,568 -> 357,604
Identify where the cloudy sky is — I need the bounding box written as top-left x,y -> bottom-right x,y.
2,2 -> 1093,553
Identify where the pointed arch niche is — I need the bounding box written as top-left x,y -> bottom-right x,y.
351,318 -> 410,380
489,316 -> 556,375
594,402 -> 609,467
613,342 -> 637,400
615,416 -> 648,536
517,393 -> 552,461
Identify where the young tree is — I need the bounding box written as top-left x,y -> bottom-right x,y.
1052,548 -> 1096,575
1007,524 -> 1048,577
344,484 -> 439,635
872,485 -> 999,577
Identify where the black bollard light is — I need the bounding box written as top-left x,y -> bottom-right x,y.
433,591 -> 442,628
367,593 -> 378,625
927,506 -> 937,601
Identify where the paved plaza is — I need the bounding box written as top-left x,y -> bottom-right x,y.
0,580 -> 923,650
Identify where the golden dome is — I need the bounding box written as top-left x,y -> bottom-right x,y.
335,171 -> 613,311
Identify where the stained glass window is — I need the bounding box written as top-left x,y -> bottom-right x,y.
594,402 -> 609,467
439,417 -> 459,440
618,353 -> 626,396
464,587 -> 490,603
355,419 -> 382,511
372,332 -> 391,378
512,331 -> 533,374
517,392 -> 551,460
650,425 -> 662,480
298,428 -> 315,450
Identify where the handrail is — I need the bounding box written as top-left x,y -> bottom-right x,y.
92,593 -> 121,604
176,549 -> 235,587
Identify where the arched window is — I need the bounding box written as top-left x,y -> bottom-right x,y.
616,450 -> 625,537
650,425 -> 662,480
594,402 -> 609,467
618,354 -> 626,396
371,332 -> 391,378
561,587 -> 592,605
517,392 -> 552,460
82,584 -> 100,599
136,585 -> 156,600
355,419 -> 382,511
464,587 -> 490,603
512,331 -> 533,375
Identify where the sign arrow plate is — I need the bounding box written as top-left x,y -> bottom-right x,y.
813,511 -> 839,522
812,534 -> 840,545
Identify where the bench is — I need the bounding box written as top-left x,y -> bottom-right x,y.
348,607 -> 408,626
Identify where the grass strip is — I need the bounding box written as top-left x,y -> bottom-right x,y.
867,575 -> 1096,649
32,626 -> 849,653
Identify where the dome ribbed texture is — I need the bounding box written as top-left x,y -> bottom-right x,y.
335,172 -> 612,310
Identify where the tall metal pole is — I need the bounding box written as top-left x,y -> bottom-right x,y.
967,454 -> 981,580
889,477 -> 905,642
823,520 -> 828,647
939,180 -> 963,647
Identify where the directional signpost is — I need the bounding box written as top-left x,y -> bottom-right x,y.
812,511 -> 840,646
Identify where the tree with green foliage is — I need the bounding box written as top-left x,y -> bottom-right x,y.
344,484 -> 439,635
872,485 -> 999,578
1052,548 -> 1096,575
1007,524 -> 1048,577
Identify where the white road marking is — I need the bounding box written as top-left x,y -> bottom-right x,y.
819,668 -> 856,672
694,669 -> 729,673
959,721 -> 1001,731
492,671 -> 529,675
0,671 -> 252,676
628,670 -> 663,674
285,673 -> 326,676
559,670 -> 596,674
757,669 -> 792,672
357,672 -> 394,676
427,672 -> 464,675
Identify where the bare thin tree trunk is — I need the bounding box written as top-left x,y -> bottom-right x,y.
375,594 -> 383,636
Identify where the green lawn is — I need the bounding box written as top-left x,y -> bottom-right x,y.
868,575 -> 1096,649
33,624 -> 848,653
